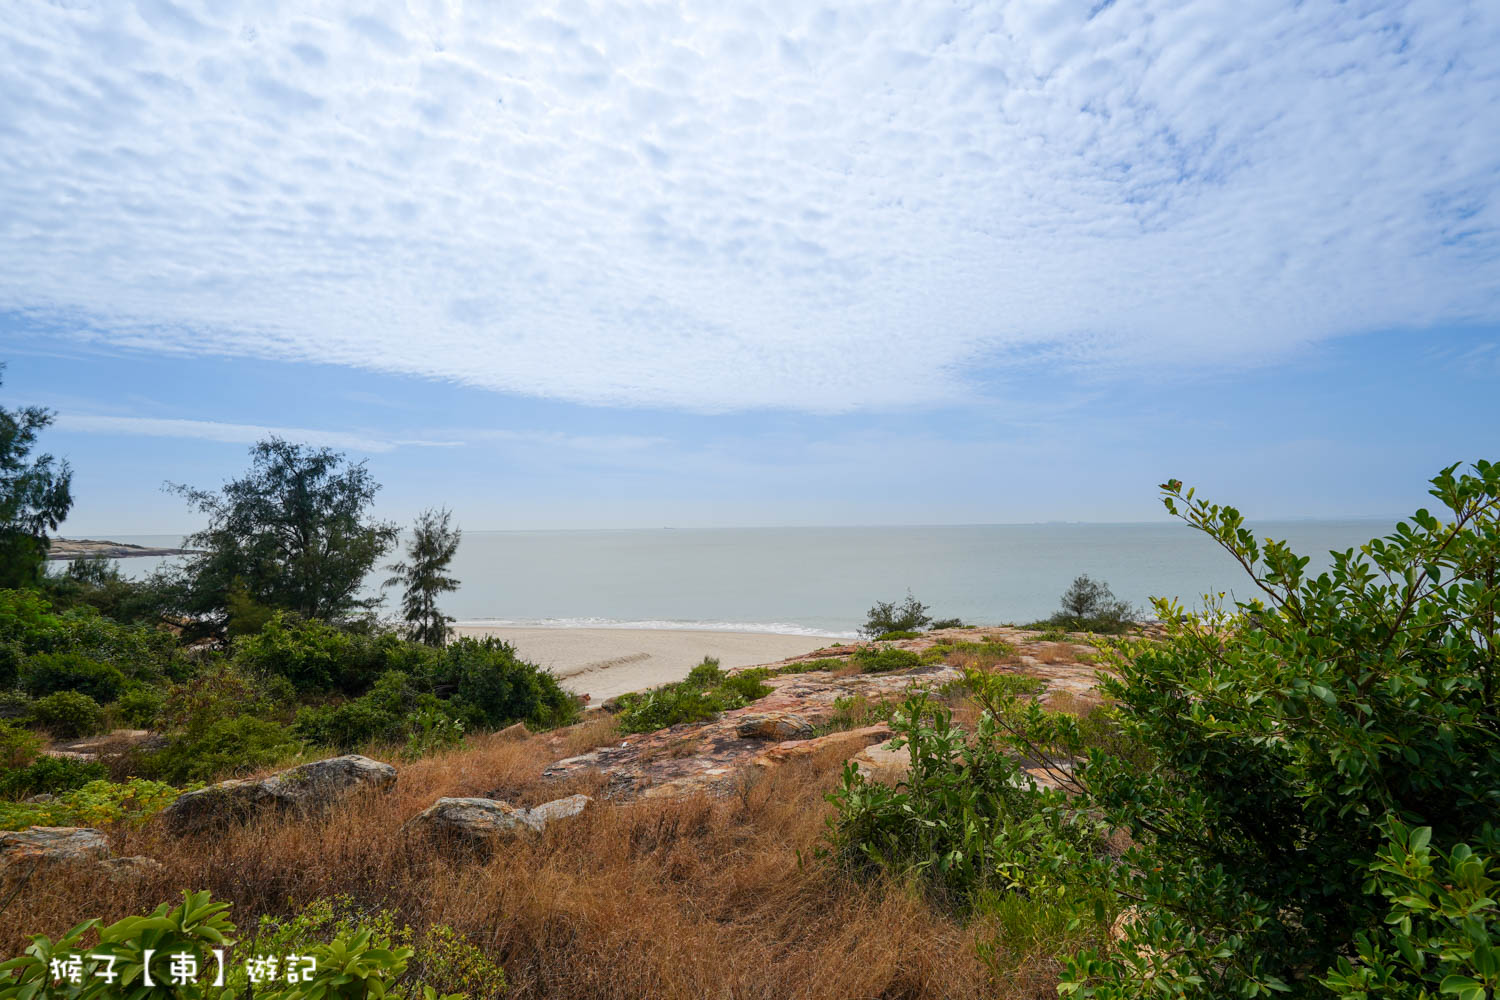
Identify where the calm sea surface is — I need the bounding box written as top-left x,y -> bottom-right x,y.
86,520 -> 1395,638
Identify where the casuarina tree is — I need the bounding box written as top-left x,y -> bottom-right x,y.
168,437 -> 398,624
0,364 -> 73,588
385,506 -> 461,646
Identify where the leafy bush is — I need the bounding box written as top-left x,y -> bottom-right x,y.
1044,574 -> 1135,633
18,650 -> 126,703
146,715 -> 302,784
874,629 -> 922,641
861,592 -> 932,637
0,777 -> 180,831
773,656 -> 846,674
234,612 -> 432,694
444,636 -> 576,731
111,683 -> 166,727
825,690 -> 1108,911
928,617 -> 966,630
28,689 -> 105,737
614,657 -> 772,734
0,754 -> 105,799
851,645 -> 922,673
294,670 -> 461,752
1052,462 -> 1500,998
0,720 -> 41,769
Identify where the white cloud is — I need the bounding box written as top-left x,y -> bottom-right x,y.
53,414 -> 461,452
2,0 -> 1497,411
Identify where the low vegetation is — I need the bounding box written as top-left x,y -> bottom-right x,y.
860,592 -> 965,638
611,658 -> 772,733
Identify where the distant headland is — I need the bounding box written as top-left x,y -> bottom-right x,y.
47,538 -> 193,560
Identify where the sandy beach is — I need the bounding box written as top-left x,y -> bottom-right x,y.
450,626 -> 839,701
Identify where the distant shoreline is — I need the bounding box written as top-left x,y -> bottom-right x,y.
47,538 -> 194,560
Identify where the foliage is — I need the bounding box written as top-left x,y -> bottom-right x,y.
825,689 -> 1110,911
147,714 -> 303,784
18,651 -> 126,703
0,589 -> 179,681
234,613 -> 432,695
0,364 -> 73,589
1046,575 -> 1135,634
401,704 -> 466,761
613,658 -> 771,734
0,891 -> 475,1000
238,895 -> 499,1000
1054,462 -> 1500,998
28,689 -> 105,737
928,617 -> 966,630
293,670 -> 459,753
874,629 -> 921,641
167,437 -> 399,624
1323,821 -> 1499,1000
0,754 -> 106,799
443,636 -> 577,731
850,645 -> 922,673
861,592 -> 932,638
0,719 -> 41,769
773,657 -> 846,674
386,507 -> 462,647
0,777 -> 180,831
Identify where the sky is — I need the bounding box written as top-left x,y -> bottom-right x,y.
1,0 -> 1497,534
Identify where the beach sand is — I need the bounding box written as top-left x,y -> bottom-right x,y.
450,626 -> 840,702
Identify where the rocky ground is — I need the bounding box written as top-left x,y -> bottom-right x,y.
540,626 -> 1107,800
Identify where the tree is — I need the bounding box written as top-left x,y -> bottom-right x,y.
0,364 -> 73,588
1048,574 -> 1134,632
167,438 -> 397,623
860,591 -> 932,638
385,507 -> 461,646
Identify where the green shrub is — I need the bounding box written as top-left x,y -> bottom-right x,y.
444,636 -> 576,731
0,777 -> 180,831
1052,462 -> 1500,998
18,650 -> 126,703
825,691 -> 1108,911
0,691 -> 30,721
0,755 -> 106,799
928,617 -> 966,630
614,657 -> 771,734
111,683 -> 166,727
0,720 -> 41,769
861,592 -> 932,638
874,629 -> 921,641
28,689 -> 105,737
851,645 -> 922,673
0,641 -> 18,690
147,715 -> 303,784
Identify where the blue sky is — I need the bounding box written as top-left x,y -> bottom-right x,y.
2,0 -> 1497,534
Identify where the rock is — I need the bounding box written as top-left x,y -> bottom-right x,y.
752,724 -> 893,768
406,793 -> 591,852
495,721 -> 531,741
23,793 -> 55,803
852,739 -> 911,783
100,855 -> 164,882
0,827 -> 109,873
161,754 -> 397,835
735,712 -> 815,741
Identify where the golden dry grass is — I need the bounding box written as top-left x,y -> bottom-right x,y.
2,719 -> 1066,1000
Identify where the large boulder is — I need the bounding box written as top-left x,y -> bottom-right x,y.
735,712 -> 815,741
406,794 -> 591,852
0,827 -> 109,874
160,754 -> 397,835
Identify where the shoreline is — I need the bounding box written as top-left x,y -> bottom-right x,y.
451,625 -> 842,702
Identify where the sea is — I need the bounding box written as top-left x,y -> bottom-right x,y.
73,519 -> 1397,639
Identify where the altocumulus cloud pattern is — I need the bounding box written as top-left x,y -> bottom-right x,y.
1,0 -> 1497,411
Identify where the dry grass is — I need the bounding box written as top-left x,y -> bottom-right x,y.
3,721 -> 1052,1000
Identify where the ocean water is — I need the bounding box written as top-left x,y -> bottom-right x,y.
84,520 -> 1395,638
